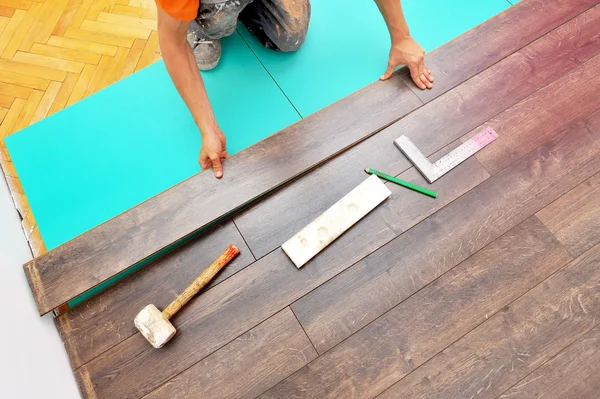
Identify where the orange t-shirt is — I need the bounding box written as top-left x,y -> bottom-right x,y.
155,0 -> 199,21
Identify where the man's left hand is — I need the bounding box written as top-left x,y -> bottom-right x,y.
380,37 -> 434,90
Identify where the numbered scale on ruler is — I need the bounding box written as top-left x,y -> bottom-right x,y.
394,127 -> 498,183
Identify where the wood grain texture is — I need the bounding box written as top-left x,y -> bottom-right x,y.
71,146 -> 489,398
234,3 -> 600,259
536,173 -> 600,257
263,218 -> 572,398
291,105 -> 600,356
464,54 -> 600,175
400,0 -> 599,103
499,324 -> 600,399
378,242 -> 600,399
24,71 -> 422,316
144,308 -> 318,399
54,221 -> 255,369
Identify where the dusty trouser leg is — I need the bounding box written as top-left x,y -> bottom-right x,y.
239,0 -> 311,52
187,0 -> 253,70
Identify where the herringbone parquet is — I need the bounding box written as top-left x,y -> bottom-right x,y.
0,0 -> 162,256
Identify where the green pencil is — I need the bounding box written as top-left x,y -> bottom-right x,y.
365,168 -> 437,198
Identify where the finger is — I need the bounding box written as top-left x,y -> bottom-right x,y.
221,151 -> 230,159
409,64 -> 426,90
419,72 -> 433,89
211,156 -> 223,178
424,67 -> 434,82
380,64 -> 395,81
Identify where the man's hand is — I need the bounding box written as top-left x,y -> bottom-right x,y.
199,128 -> 229,178
380,37 -> 434,90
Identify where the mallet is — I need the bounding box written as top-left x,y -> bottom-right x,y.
135,244 -> 240,348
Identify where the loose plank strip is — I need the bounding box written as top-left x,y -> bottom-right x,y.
499,324 -> 600,399
378,243 -> 600,399
55,221 -> 255,369
71,143 -> 489,397
25,66 -> 421,316
143,308 -> 317,399
235,4 -> 600,259
536,173 -> 600,257
291,58 -> 600,354
400,0 -> 599,103
263,218 -> 572,398
61,139 -> 489,370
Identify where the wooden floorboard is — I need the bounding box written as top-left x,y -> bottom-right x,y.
143,308 -> 317,399
536,172 -> 600,257
464,57 -> 600,175
499,324 -> 600,399
69,142 -> 489,398
24,68 -> 422,316
377,242 -> 600,399
399,0 -> 599,103
262,217 -> 572,398
55,221 -> 255,369
291,61 -> 600,355
234,3 -> 600,259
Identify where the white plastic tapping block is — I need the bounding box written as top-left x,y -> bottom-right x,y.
282,174 -> 392,268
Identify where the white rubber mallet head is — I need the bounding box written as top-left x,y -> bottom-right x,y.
134,244 -> 240,348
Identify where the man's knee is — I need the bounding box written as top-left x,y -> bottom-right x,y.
195,0 -> 252,39
268,1 -> 311,52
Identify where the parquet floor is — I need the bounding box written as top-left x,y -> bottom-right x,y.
0,0 -> 161,256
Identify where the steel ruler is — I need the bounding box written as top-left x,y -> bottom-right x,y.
394,127 -> 498,183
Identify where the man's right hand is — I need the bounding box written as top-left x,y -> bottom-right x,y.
199,128 -> 229,178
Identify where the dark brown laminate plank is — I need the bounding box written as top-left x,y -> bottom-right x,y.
498,324 -> 600,399
142,308 -> 318,399
71,138 -> 489,399
377,242 -> 600,399
72,103 -> 600,398
536,173 -> 600,257
400,0 -> 599,103
289,54 -> 600,353
24,70 -> 422,316
463,59 -> 600,175
55,221 -> 255,369
234,4 -> 600,259
262,217 -> 572,399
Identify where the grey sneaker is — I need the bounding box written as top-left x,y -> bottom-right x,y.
187,32 -> 221,71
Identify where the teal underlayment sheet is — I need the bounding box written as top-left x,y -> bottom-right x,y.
5,32 -> 300,250
239,0 -> 510,117
5,0 -> 510,305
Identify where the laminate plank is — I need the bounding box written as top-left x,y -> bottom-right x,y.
144,308 -> 318,399
71,107 -> 600,396
378,242 -> 600,399
71,139 -> 489,398
464,58 -> 600,175
24,67 -> 422,316
263,218 -> 572,399
235,5 -> 600,259
399,0 -> 599,103
499,324 -> 600,399
54,221 -> 255,369
62,140 -> 487,372
291,65 -> 600,354
536,173 -> 600,257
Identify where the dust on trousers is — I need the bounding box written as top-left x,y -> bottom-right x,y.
190,0 -> 311,52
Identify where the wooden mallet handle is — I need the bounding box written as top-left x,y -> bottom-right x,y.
162,244 -> 240,319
